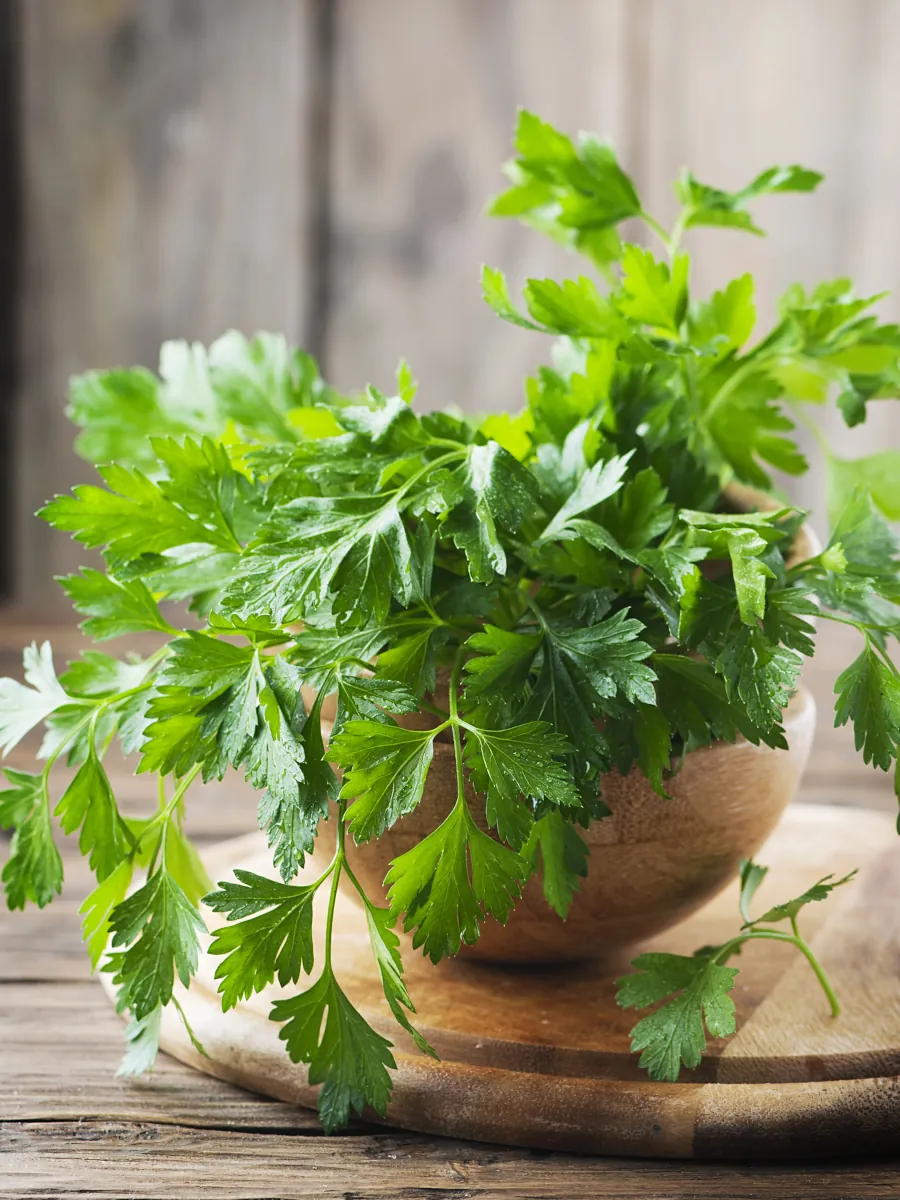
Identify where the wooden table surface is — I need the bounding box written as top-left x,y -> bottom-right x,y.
3,620 -> 900,1199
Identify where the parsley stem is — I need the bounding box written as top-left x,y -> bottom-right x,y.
716,928 -> 841,1018
639,210 -> 671,251
703,360 -> 763,422
394,449 -> 467,507
140,764 -> 202,869
324,799 -> 346,973
448,644 -> 468,813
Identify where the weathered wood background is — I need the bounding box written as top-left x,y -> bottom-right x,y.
11,0 -> 900,613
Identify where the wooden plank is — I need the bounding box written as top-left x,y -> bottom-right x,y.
638,0 -> 900,522
325,0 -> 632,410
15,0 -> 316,612
0,0 -> 19,599
1,1118 -> 900,1195
0,981 -> 329,1132
3,1121 -> 900,1199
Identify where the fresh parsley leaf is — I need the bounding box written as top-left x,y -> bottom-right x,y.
834,639 -> 900,773
616,952 -> 738,1081
105,867 -> 205,1019
60,570 -> 176,641
330,721 -> 438,843
205,870 -> 317,1009
676,163 -> 822,235
442,442 -> 538,582
332,673 -> 419,739
386,799 -> 526,963
80,859 -> 134,969
55,744 -> 129,882
0,642 -> 70,755
0,769 -> 63,910
618,245 -> 688,334
538,454 -> 632,542
521,809 -> 589,919
270,968 -> 396,1132
362,899 -> 435,1058
746,870 -> 857,926
224,493 -> 415,626
463,720 -> 580,848
116,1005 -> 164,1078
738,859 -> 769,925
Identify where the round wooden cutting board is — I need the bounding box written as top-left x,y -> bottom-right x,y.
101,804 -> 900,1158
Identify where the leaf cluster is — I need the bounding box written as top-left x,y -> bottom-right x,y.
3,109 -> 900,1129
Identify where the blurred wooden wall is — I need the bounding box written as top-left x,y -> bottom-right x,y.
10,0 -> 900,613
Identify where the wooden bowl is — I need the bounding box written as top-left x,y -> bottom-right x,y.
331,500 -> 822,964
338,685 -> 816,964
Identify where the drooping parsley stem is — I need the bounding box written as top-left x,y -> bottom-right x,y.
448,644 -> 468,812
323,798 -> 347,972
142,764 -> 202,872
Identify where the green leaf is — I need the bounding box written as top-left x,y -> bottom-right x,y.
748,870 -> 857,926
105,868 -> 205,1020
677,163 -> 822,235
40,462 -> 236,563
481,265 -> 543,331
0,642 -> 70,755
690,275 -> 756,356
524,276 -> 629,339
463,626 -> 541,707
738,859 -> 769,924
249,665 -> 332,883
542,610 -> 658,707
653,654 -> 751,749
363,900 -> 436,1057
55,745 -> 129,882
679,510 -> 787,624
0,769 -> 63,910
618,245 -> 688,334
490,111 -> 640,245
386,800 -> 526,963
60,570 -> 175,641
332,674 -> 419,740
539,454 -> 632,542
208,330 -> 330,439
270,968 -> 396,1132
80,858 -> 134,970
205,870 -> 317,1009
521,809 -> 589,919
116,1005 -> 163,1078
827,452 -> 900,525
834,641 -> 900,772
69,367 -> 193,471
330,721 -> 437,843
616,952 -> 738,1081
223,493 -> 414,626
442,442 -> 539,582
632,701 -> 673,799
715,626 -> 801,738
463,721 -> 580,848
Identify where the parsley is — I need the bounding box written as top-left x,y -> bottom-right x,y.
617,861 -> 856,1081
5,109 -> 899,1126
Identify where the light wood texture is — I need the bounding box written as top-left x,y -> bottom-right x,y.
15,0 -> 316,610
324,0 -> 633,413
109,804 -> 900,1159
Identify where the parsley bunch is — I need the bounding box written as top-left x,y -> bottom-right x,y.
3,112 -> 900,1127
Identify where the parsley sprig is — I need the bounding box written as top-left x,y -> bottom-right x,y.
3,113 -> 899,1119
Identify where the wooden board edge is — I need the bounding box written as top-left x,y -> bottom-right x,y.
98,970 -> 900,1160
